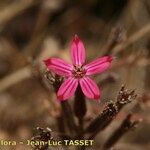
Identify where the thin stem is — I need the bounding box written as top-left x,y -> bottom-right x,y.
112,23 -> 150,55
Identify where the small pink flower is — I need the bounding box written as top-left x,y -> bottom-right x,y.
44,35 -> 113,101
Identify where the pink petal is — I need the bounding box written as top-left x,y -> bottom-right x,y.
84,56 -> 113,75
71,35 -> 86,65
57,77 -> 78,101
44,58 -> 73,77
79,77 -> 100,100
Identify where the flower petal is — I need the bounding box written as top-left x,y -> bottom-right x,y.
84,56 -> 113,75
71,35 -> 86,65
44,58 -> 73,77
57,77 -> 78,101
79,77 -> 100,100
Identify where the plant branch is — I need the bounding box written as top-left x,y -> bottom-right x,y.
112,23 -> 150,55
0,0 -> 40,29
103,114 -> 141,149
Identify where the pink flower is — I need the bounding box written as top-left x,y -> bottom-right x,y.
44,35 -> 112,101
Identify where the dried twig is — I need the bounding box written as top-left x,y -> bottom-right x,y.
44,72 -> 78,135
112,23 -> 150,55
102,26 -> 126,55
86,102 -> 118,139
85,86 -> 137,139
103,114 -> 141,149
0,0 -> 40,29
0,40 -> 60,92
31,127 -> 52,150
23,1 -> 51,60
0,66 -> 32,92
98,74 -> 118,88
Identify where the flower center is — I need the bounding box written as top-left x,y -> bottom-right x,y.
72,65 -> 86,78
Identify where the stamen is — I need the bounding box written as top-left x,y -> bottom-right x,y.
72,65 -> 86,78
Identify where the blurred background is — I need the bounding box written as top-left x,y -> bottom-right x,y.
0,0 -> 150,149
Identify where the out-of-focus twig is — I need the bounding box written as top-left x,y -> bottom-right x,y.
110,53 -> 149,71
0,46 -> 61,92
0,0 -> 40,30
23,1 -> 52,60
0,66 -> 32,92
98,73 -> 119,88
11,0 -> 55,69
102,26 -> 126,55
112,23 -> 150,55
